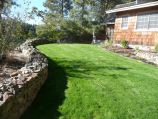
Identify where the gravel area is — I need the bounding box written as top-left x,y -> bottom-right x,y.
0,53 -> 25,82
104,45 -> 157,66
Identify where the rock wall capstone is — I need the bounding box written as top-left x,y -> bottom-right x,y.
0,38 -> 48,119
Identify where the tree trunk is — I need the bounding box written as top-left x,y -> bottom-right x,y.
61,0 -> 64,17
0,0 -> 6,61
81,0 -> 85,26
0,0 -> 5,37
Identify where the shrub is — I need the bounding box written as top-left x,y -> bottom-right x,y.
121,40 -> 128,48
155,44 -> 158,52
36,21 -> 92,43
61,21 -> 92,43
104,40 -> 113,47
134,46 -> 140,52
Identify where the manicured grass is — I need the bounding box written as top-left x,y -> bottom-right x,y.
21,44 -> 158,119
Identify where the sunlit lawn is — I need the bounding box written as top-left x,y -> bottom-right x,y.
21,44 -> 158,119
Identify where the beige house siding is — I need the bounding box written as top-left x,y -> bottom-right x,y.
114,7 -> 158,46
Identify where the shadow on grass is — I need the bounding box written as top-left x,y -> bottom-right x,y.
20,57 -> 68,119
20,57 -> 130,119
55,59 -> 131,80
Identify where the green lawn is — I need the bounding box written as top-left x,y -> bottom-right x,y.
21,44 -> 158,119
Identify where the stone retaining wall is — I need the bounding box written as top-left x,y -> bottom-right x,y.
135,51 -> 158,65
0,38 -> 48,119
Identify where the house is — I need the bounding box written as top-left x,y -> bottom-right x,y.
106,0 -> 158,49
106,13 -> 115,40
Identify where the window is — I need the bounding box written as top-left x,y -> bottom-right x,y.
149,13 -> 158,29
121,16 -> 128,29
136,12 -> 158,30
136,14 -> 149,29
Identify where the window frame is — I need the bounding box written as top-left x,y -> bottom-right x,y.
135,12 -> 158,31
121,15 -> 129,29
149,12 -> 158,30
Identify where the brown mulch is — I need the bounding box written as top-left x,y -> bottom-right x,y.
105,46 -> 135,57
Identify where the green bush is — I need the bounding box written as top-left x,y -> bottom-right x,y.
104,40 -> 113,47
36,21 -> 92,43
134,46 -> 140,53
61,21 -> 92,43
121,40 -> 128,48
155,44 -> 158,52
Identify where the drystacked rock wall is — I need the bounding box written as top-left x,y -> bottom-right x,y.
135,51 -> 158,65
0,38 -> 48,119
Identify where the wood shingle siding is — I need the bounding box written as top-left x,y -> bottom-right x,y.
114,7 -> 158,46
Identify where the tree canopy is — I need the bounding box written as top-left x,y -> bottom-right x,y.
34,0 -> 132,42
0,0 -> 36,59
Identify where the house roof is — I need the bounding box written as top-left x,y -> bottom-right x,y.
106,1 -> 158,14
106,13 -> 115,25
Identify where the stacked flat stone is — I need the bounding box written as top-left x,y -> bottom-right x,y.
135,51 -> 158,65
0,38 -> 48,119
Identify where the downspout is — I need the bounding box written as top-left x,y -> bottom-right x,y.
136,0 -> 138,4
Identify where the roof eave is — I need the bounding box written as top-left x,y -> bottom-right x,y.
106,1 -> 158,14
106,22 -> 115,25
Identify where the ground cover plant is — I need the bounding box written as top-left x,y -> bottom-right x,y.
21,44 -> 158,119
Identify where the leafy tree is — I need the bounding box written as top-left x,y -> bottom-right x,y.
43,0 -> 72,18
0,0 -> 36,60
99,0 -> 134,22
35,0 -> 132,43
70,0 -> 91,26
0,0 -> 18,59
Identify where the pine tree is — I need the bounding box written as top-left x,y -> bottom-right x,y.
0,0 -> 18,59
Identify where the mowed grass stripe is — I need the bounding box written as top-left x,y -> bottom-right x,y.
21,44 -> 158,119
